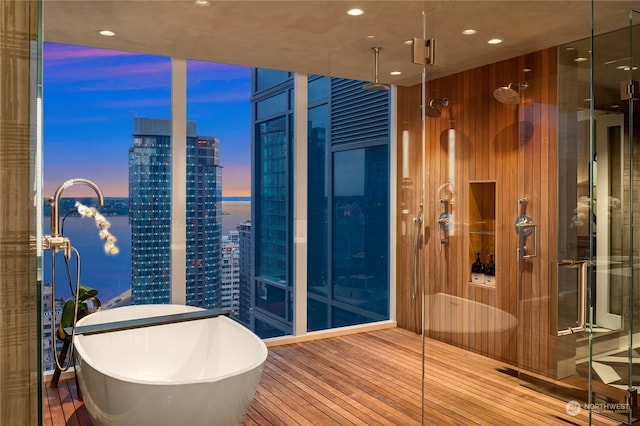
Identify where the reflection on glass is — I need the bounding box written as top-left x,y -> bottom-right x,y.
255,68 -> 289,91
307,104 -> 329,292
256,116 -> 288,281
332,145 -> 389,326
256,92 -> 288,119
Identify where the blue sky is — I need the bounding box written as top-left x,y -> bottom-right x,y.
43,42 -> 251,197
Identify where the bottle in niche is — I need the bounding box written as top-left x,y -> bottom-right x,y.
471,252 -> 485,284
485,254 -> 496,285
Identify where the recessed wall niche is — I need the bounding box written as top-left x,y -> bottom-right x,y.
469,181 -> 496,286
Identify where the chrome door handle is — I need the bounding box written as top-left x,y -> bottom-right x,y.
552,260 -> 588,336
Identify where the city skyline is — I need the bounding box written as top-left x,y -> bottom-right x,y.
43,42 -> 252,197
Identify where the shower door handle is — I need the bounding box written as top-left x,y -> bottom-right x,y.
551,260 -> 588,336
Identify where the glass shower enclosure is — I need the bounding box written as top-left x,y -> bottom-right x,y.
553,9 -> 640,424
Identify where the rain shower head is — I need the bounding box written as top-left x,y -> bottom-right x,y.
363,82 -> 391,91
363,47 -> 390,91
493,82 -> 528,105
425,98 -> 448,118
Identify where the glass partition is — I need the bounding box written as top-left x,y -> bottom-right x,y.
554,12 -> 640,423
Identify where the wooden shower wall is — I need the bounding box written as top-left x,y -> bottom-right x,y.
396,48 -> 558,376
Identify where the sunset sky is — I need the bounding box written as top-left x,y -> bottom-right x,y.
43,42 -> 251,197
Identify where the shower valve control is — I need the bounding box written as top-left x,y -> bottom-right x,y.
43,235 -> 71,258
515,214 -> 537,259
437,212 -> 450,231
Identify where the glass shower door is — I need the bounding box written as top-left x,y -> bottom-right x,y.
584,12 -> 640,423
552,12 -> 640,424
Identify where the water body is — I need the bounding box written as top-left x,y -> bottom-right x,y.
43,201 -> 251,303
221,201 -> 251,234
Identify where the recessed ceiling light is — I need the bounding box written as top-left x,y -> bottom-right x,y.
347,8 -> 364,16
523,68 -> 532,73
366,35 -> 375,39
487,38 -> 502,45
98,30 -> 116,37
462,29 -> 477,35
610,104 -> 620,108
574,57 -> 588,62
403,39 -> 414,45
390,71 -> 402,76
194,0 -> 209,5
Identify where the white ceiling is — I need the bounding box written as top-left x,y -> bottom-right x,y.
43,1 -> 638,86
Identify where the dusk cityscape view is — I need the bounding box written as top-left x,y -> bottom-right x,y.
42,41 -> 391,370
42,42 -> 253,370
43,42 -> 251,197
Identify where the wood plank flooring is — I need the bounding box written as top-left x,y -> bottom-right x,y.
44,327 -> 621,425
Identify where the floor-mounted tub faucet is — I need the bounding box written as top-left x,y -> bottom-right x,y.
43,178 -> 106,375
44,178 -> 105,257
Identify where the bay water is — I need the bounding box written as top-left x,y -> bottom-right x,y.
43,201 -> 250,303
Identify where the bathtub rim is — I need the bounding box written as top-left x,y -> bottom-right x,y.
73,304 -> 268,386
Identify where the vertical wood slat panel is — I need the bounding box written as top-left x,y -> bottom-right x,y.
0,0 -> 38,424
396,48 -> 558,376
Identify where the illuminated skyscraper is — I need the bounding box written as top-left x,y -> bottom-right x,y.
221,230 -> 240,315
129,117 -> 222,307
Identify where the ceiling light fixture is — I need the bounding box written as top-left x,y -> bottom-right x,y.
390,71 -> 402,76
98,30 -> 116,37
347,8 -> 364,16
574,57 -> 588,62
403,39 -> 414,46
523,68 -> 532,73
462,29 -> 477,35
487,38 -> 502,45
194,0 -> 210,5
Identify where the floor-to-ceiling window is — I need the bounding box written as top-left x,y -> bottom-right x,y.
252,70 -> 391,337
252,69 -> 293,337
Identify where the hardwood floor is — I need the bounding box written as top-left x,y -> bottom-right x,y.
44,327 -> 621,425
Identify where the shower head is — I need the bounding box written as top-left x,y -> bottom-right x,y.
493,81 -> 528,105
363,82 -> 391,91
363,47 -> 390,91
425,98 -> 448,118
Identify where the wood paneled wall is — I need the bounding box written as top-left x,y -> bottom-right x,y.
0,0 -> 39,424
396,48 -> 558,377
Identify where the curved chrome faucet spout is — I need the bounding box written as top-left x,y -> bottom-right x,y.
49,178 -> 105,238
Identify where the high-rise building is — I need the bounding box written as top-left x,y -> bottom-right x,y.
250,72 -> 390,338
129,117 -> 222,308
237,220 -> 252,327
221,231 -> 240,315
186,135 -> 223,308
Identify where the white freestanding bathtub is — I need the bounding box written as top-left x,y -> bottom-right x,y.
73,304 -> 268,426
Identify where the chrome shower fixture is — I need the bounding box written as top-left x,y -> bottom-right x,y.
425,97 -> 448,118
493,81 -> 528,105
44,178 -> 105,257
363,47 -> 390,91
